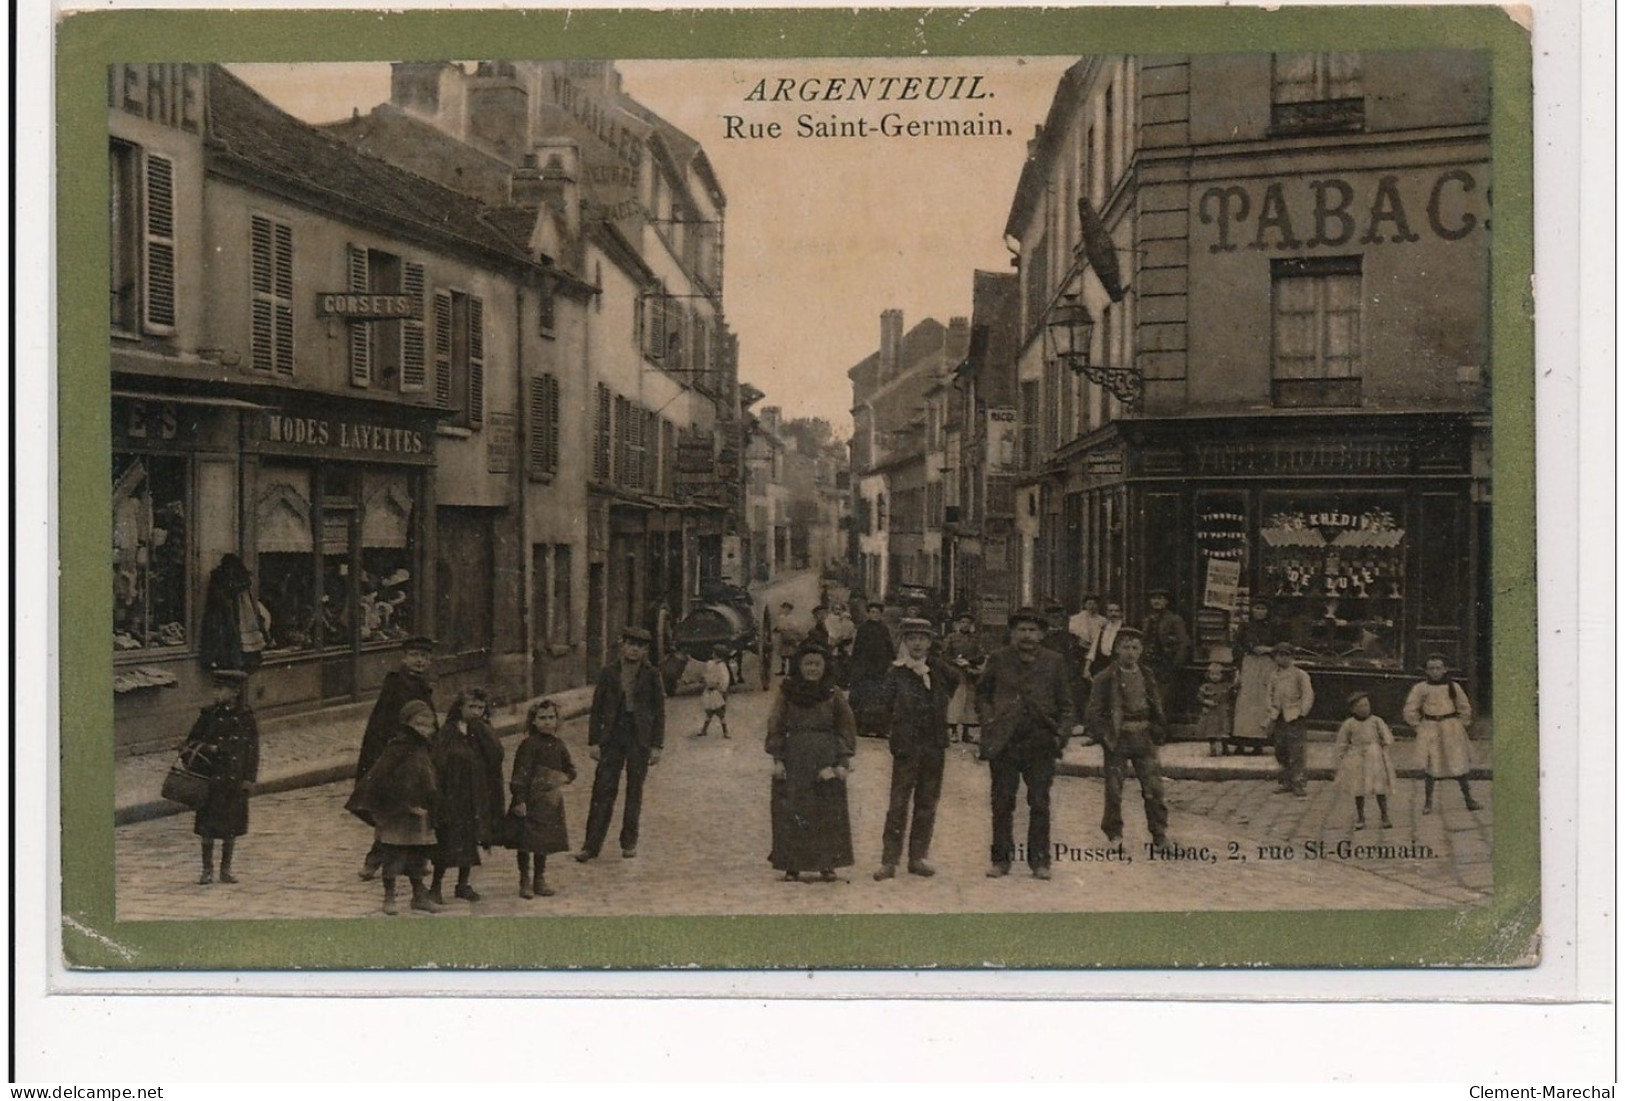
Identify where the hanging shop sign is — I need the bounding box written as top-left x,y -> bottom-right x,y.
315,293 -> 422,320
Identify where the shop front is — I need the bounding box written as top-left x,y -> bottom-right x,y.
111,388 -> 442,752
242,394 -> 440,714
1064,412 -> 1488,725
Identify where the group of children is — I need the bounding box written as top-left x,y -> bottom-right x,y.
345,693 -> 580,914
1191,652 -> 1481,829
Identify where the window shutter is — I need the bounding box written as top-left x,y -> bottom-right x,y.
467,295 -> 485,427
143,154 -> 176,331
273,222 -> 294,375
592,383 -> 611,482
347,245 -> 370,387
433,290 -> 453,408
400,262 -> 426,392
528,376 -> 549,475
250,216 -> 274,372
545,375 -> 561,473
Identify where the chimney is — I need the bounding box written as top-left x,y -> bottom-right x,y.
947,316 -> 971,365
467,62 -> 529,164
514,139 -> 581,235
391,62 -> 466,137
879,309 -> 904,381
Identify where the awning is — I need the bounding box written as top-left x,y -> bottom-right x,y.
113,390 -> 273,411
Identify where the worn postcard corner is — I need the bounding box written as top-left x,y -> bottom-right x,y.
61,4 -> 1536,974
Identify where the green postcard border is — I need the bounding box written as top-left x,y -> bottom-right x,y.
57,5 -> 1538,972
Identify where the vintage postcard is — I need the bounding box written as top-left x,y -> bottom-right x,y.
56,5 -> 1539,973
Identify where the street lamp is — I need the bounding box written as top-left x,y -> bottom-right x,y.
1044,291 -> 1142,405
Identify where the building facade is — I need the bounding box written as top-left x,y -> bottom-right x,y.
326,60 -> 743,680
1003,52 -> 1492,719
110,64 -> 566,751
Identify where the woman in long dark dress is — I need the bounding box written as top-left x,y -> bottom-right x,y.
428,689 -> 505,903
765,642 -> 857,882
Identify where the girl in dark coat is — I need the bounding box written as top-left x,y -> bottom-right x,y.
508,698 -> 577,898
185,670 -> 260,885
350,700 -> 445,915
428,689 -> 505,904
765,642 -> 857,882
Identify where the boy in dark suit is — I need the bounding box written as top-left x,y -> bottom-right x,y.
576,626 -> 666,862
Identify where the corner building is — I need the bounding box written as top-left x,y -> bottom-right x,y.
1006,53 -> 1492,720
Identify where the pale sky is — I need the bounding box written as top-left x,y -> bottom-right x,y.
231,57 -> 1076,437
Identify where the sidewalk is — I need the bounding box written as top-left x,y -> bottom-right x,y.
115,685 -> 598,826
1058,731 -> 1493,782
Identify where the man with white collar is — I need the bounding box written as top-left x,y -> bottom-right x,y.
872,618 -> 956,881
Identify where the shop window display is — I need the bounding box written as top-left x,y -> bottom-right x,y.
112,453 -> 189,651
255,464 -> 317,653
1258,494 -> 1404,668
359,471 -> 415,643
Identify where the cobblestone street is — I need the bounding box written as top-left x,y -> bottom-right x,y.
116,676 -> 1490,920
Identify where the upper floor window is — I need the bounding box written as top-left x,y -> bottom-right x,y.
537,276 -> 556,337
591,382 -> 612,483
345,245 -> 427,394
1272,53 -> 1365,134
1271,256 -> 1363,407
434,289 -> 485,428
110,140 -> 175,336
250,215 -> 294,375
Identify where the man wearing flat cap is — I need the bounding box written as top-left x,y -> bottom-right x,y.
872,618 -> 956,880
1085,627 -> 1171,849
348,635 -> 438,879
974,606 -> 1082,880
578,625 -> 666,862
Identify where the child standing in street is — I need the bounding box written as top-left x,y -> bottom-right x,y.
350,699 -> 445,915
185,669 -> 260,885
1193,662 -> 1235,757
698,645 -> 732,738
509,698 -> 577,898
1335,691 -> 1396,830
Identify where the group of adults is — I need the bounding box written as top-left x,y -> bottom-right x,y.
765,602 -> 1178,884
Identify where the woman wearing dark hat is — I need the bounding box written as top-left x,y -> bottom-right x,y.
183,669 -> 260,885
765,641 -> 856,882
849,601 -> 897,737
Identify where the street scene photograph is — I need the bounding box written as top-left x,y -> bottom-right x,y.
100,45 -> 1504,938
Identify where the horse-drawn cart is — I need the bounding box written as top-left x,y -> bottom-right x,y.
670,582 -> 773,691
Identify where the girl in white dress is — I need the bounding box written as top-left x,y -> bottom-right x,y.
1335,691 -> 1395,830
1402,654 -> 1480,814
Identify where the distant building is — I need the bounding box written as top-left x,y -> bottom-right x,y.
848,311 -> 971,604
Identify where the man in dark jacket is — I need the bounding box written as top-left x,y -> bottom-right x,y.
1042,601 -> 1091,717
348,635 -> 437,880
848,601 -> 896,737
577,626 -> 666,862
975,607 -> 1082,880
873,618 -> 956,881
1085,628 -> 1171,849
1142,589 -> 1191,720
